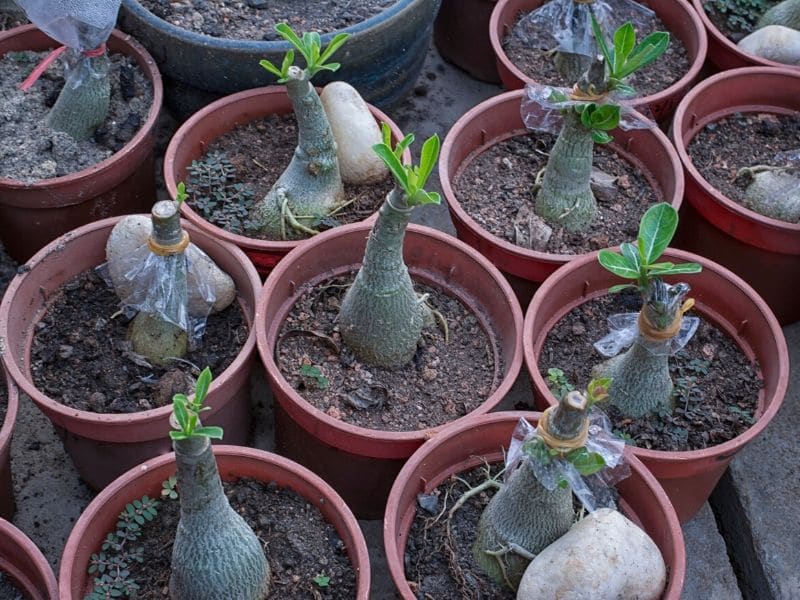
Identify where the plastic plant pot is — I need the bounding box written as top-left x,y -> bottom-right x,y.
522,248 -> 789,523
0,519 -> 58,600
256,221 -> 524,519
0,217 -> 261,491
0,364 -> 19,519
434,0 -> 501,83
384,411 -> 686,599
0,25 -> 163,263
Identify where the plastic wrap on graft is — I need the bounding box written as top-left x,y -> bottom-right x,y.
505,413 -> 630,512
521,82 -> 656,136
594,311 -> 699,357
511,0 -> 654,58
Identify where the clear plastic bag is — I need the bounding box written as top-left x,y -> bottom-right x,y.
512,0 -> 654,58
593,311 -> 700,357
505,411 -> 630,512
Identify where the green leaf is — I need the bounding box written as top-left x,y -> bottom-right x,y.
169,430 -> 189,441
592,130 -> 613,144
193,426 -> 224,440
410,190 -> 441,206
618,32 -> 670,79
315,62 -> 341,73
393,132 -> 415,160
173,397 -> 189,432
373,143 -> 410,192
275,23 -> 305,54
613,23 -> 636,68
589,104 -> 620,131
590,14 -> 614,71
416,133 -> 440,190
259,59 -> 283,78
280,50 -> 295,77
567,448 -> 607,476
647,262 -> 702,276
598,249 -> 639,279
313,574 -> 331,587
194,367 -> 212,405
637,203 -> 678,265
318,32 -> 350,65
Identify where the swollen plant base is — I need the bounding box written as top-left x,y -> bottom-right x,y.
46,54 -> 110,141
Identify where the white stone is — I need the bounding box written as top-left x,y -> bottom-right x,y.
516,508 -> 667,600
105,215 -> 236,316
321,81 -> 389,185
738,25 -> 800,65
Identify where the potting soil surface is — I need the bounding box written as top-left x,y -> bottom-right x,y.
688,112 -> 800,222
184,113 -> 394,240
89,478 -> 356,599
539,292 -> 762,452
0,50 -> 153,183
30,269 -> 247,414
503,11 -> 689,98
454,132 -> 662,254
140,0 -> 395,40
702,0 -> 780,43
276,274 -> 500,432
0,572 -> 25,600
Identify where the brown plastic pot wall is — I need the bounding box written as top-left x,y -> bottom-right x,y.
384,411 -> 686,599
671,66 -> 800,325
690,0 -> 800,70
0,25 -> 163,264
0,519 -> 58,600
440,89 -> 683,291
434,0 -> 501,83
522,249 -> 789,523
256,221 -> 523,519
0,217 -> 261,491
164,86 -> 410,278
489,0 -> 707,122
0,365 -> 19,520
59,446 -> 370,599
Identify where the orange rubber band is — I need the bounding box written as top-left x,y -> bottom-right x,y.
148,231 -> 190,256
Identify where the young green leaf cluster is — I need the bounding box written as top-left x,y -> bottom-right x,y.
260,24 -> 349,83
598,203 -> 701,293
574,103 -> 621,144
373,123 -> 441,206
169,367 -> 223,441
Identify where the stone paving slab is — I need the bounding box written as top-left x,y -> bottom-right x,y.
710,322 -> 800,600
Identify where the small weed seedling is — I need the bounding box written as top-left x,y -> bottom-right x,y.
161,475 -> 179,500
546,367 -> 574,399
299,364 -> 330,389
312,574 -> 331,588
185,152 -> 254,234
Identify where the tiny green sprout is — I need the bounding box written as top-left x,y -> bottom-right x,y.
312,574 -> 331,588
546,367 -> 574,400
169,367 -> 224,441
598,203 -> 702,293
175,181 -> 187,206
259,24 -> 350,83
373,122 -> 441,207
161,475 -> 178,500
586,377 -> 611,405
299,364 -> 329,389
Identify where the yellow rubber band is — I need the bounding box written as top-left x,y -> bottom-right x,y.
147,231 -> 190,256
536,407 -> 589,454
639,298 -> 695,342
569,84 -> 607,103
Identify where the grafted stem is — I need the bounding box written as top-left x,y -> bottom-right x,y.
47,50 -> 110,141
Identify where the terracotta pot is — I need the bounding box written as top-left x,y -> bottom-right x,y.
0,364 -> 18,520
0,217 -> 261,491
522,248 -> 789,523
489,0 -> 707,122
256,222 -> 523,519
0,519 -> 58,600
440,88 -> 683,305
671,66 -> 800,325
434,0 -> 501,83
0,25 -> 163,263
164,86 -> 411,278
690,0 -> 800,70
119,0 -> 441,118
384,411 -> 686,599
59,445 -> 370,599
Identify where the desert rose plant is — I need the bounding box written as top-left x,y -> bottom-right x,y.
592,203 -> 702,417
169,367 -> 270,599
338,125 -> 441,368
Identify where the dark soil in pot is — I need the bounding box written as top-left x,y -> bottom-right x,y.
454,132 -> 662,254
0,571 -> 25,600
502,12 -> 689,97
86,478 -> 356,599
184,114 -> 394,240
276,274 -> 501,432
140,0 -> 396,39
0,50 -> 153,183
538,292 -> 762,452
702,0 -> 779,44
30,269 -> 247,414
687,112 -> 800,221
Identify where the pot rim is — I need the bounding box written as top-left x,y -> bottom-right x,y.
690,0 -> 800,70
58,445 -> 371,599
256,220 -> 524,446
383,410 -> 687,599
164,85 -> 410,254
0,518 -> 59,599
0,215 -> 261,429
0,366 -> 19,460
0,25 -> 163,193
440,88 -> 684,268
522,246 -> 789,462
489,0 -> 708,109
122,0 -> 424,49
672,65 -> 800,235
